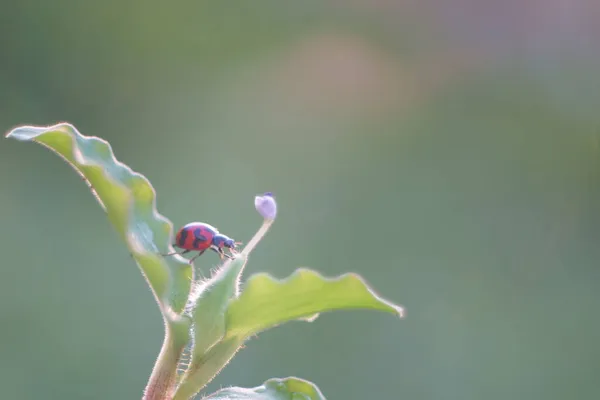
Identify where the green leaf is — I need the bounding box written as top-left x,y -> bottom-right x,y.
225,268 -> 404,339
174,255 -> 248,399
6,123 -> 192,312
174,267 -> 403,400
188,254 -> 247,357
7,123 -> 194,400
204,377 -> 327,400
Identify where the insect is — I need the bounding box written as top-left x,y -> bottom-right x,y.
162,222 -> 241,263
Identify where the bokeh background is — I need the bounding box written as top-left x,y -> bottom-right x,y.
2,1 -> 600,399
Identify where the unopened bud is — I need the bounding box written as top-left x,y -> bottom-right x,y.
254,192 -> 277,220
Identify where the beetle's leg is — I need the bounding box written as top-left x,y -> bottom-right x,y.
219,248 -> 233,260
188,249 -> 206,264
209,246 -> 232,260
231,242 -> 243,254
161,249 -> 190,257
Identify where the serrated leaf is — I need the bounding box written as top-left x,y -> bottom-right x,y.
225,268 -> 404,339
5,123 -> 192,313
204,377 -> 326,400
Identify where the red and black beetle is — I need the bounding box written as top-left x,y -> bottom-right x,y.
162,222 -> 240,263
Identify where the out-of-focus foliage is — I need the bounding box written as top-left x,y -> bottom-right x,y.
204,377 -> 326,400
1,1 -> 600,399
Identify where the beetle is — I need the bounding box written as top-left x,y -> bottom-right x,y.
162,222 -> 240,263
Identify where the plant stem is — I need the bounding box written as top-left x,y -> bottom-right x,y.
143,318 -> 189,400
241,219 -> 273,257
171,338 -> 244,400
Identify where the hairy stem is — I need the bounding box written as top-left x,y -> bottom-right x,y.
171,338 -> 244,400
143,317 -> 190,400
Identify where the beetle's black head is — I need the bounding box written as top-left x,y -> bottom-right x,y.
223,237 -> 236,249
214,234 -> 234,248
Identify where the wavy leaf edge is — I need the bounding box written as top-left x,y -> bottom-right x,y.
225,267 -> 404,339
5,122 -> 191,312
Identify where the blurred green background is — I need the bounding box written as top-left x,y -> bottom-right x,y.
2,1 -> 600,399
